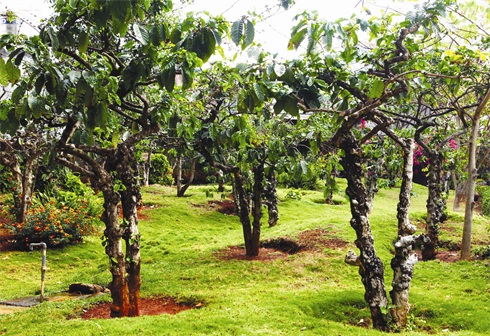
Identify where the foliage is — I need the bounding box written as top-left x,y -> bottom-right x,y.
285,188 -> 303,200
0,169 -> 15,194
149,153 -> 173,186
0,202 -> 98,249
472,244 -> 490,260
32,171 -> 103,219
476,185 -> 490,217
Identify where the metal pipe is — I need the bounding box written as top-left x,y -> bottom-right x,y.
29,242 -> 47,303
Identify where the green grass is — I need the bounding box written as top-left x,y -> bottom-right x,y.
0,181 -> 489,335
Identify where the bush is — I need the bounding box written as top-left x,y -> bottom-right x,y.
286,189 -> 303,200
476,185 -> 490,217
0,202 -> 98,249
0,170 -> 16,194
149,154 -> 173,185
32,171 -> 103,219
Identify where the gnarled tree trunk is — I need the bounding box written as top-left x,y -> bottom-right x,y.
251,164 -> 264,256
177,157 -> 197,197
340,132 -> 389,330
365,153 -> 384,214
389,138 -> 428,329
264,166 -> 279,227
233,171 -> 253,255
422,152 -> 445,260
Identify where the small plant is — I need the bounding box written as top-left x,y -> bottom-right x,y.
0,202 -> 99,249
205,190 -> 214,198
286,189 -> 302,200
149,154 -> 173,185
476,185 -> 490,217
471,245 -> 490,259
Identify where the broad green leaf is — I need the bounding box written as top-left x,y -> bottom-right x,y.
367,78 -> 384,98
78,31 -> 89,53
110,0 -> 129,23
150,24 -> 160,46
69,0 -> 77,9
0,59 -> 7,86
231,20 -> 244,45
14,51 -> 25,66
28,95 -> 44,118
11,85 -> 25,104
67,70 -> 81,84
273,97 -> 286,114
322,34 -> 333,50
47,26 -> 59,51
253,83 -> 264,103
111,128 -> 120,148
161,66 -> 175,93
274,63 -> 286,77
96,102 -> 108,128
284,96 -> 299,117
34,73 -> 45,95
5,60 -> 20,83
133,23 -> 149,45
160,23 -> 168,43
243,20 -> 254,48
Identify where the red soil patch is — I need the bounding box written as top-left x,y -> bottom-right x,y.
414,250 -> 481,263
118,205 -> 157,220
214,246 -> 289,261
208,200 -> 236,215
215,228 -> 351,261
79,296 -> 201,320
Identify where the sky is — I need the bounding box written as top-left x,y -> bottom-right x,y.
0,0 -> 407,58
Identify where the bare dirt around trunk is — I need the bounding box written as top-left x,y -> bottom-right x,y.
78,296 -> 202,319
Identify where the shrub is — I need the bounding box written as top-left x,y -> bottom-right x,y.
0,170 -> 16,193
32,171 -> 103,219
476,185 -> 490,217
286,189 -> 303,200
0,202 -> 98,249
149,154 -> 173,185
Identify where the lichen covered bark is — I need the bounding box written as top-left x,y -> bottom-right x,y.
340,132 -> 389,330
264,166 -> 279,227
365,153 -> 384,214
389,138 -> 427,329
422,152 -> 445,260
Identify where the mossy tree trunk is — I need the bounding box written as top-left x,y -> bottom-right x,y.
339,132 -> 389,330
264,166 -> 279,227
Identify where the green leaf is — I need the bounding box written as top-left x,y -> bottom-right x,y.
111,127 -> 120,148
5,60 -> 20,83
150,24 -> 160,46
367,78 -> 384,98
67,70 -> 81,84
181,59 -> 193,90
231,20 -> 244,45
34,73 -> 45,95
322,34 -> 333,51
47,26 -> 59,51
11,85 -> 25,105
14,51 -> 25,66
28,95 -> 45,118
133,23 -> 149,45
274,63 -> 286,77
78,31 -> 89,53
273,97 -> 286,114
243,20 -> 254,48
160,66 -> 175,92
284,96 -> 299,117
160,23 -> 168,43
69,0 -> 77,9
110,0 -> 129,23
95,102 -> 108,129
0,59 -> 7,86
252,83 -> 264,103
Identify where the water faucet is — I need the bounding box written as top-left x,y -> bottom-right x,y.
29,242 -> 48,302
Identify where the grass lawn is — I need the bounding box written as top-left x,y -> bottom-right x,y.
0,180 -> 489,335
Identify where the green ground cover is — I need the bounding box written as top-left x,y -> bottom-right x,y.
0,181 -> 489,335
